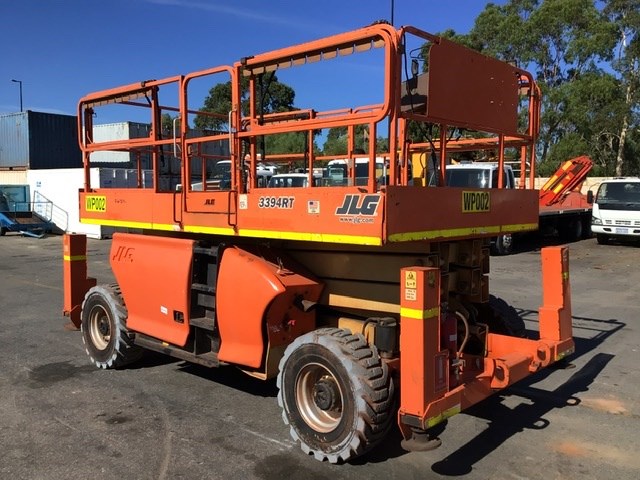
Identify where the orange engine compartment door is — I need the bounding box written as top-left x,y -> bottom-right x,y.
110,233 -> 194,346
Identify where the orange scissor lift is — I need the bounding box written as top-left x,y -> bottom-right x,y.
64,23 -> 574,463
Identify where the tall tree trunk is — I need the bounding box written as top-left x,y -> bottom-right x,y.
615,83 -> 633,176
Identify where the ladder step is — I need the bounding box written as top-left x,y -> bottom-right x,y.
192,282 -> 216,294
190,316 -> 215,331
134,334 -> 219,368
194,245 -> 219,257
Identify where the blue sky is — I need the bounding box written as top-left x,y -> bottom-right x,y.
0,1 -> 501,118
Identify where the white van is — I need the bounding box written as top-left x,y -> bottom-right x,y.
268,173 -> 321,188
591,178 -> 640,244
326,158 -> 386,186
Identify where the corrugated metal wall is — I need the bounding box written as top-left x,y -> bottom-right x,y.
28,111 -> 82,169
90,122 -> 152,164
0,111 -> 82,169
0,112 -> 29,168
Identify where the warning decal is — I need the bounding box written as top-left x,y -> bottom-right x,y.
405,270 -> 417,289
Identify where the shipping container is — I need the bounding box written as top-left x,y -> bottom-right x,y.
97,168 -> 154,189
87,122 -> 230,177
0,111 -> 82,169
89,122 -> 152,165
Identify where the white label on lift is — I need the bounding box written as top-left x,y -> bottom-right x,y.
160,306 -> 168,315
405,288 -> 416,301
239,194 -> 248,210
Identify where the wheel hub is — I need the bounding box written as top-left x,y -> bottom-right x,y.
312,377 -> 339,411
98,319 -> 110,336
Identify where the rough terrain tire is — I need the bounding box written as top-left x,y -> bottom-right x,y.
491,234 -> 513,256
81,284 -> 142,369
478,294 -> 527,338
596,233 -> 610,245
277,328 -> 395,463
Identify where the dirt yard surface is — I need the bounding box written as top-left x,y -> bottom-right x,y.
0,233 -> 638,480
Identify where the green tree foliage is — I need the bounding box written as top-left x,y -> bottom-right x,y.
322,125 -> 389,156
195,73 -> 321,156
195,81 -> 234,132
161,113 -> 176,135
440,0 -> 640,175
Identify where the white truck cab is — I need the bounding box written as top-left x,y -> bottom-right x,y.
591,178 -> 640,244
434,162 -> 516,255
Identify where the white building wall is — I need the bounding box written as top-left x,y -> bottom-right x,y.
26,168 -> 115,239
0,170 -> 28,184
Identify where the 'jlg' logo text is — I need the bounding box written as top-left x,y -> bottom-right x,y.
462,191 -> 490,213
336,194 -> 380,224
112,246 -> 135,262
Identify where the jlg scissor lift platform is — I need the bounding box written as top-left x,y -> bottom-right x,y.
64,23 -> 574,463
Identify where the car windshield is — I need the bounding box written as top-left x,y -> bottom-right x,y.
211,161 -> 231,178
446,169 -> 492,188
268,176 -> 308,188
596,182 -> 640,210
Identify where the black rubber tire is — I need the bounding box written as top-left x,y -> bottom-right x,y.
477,294 -> 527,338
277,328 -> 395,463
81,284 -> 142,369
559,219 -> 582,242
596,234 -> 610,245
491,234 -> 513,256
0,227 -> 6,236
571,219 -> 583,241
581,217 -> 592,239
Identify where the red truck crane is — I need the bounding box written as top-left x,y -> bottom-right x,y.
64,23 -> 574,463
539,155 -> 594,241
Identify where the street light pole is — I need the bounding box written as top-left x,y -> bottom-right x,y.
11,79 -> 23,112
390,0 -> 394,26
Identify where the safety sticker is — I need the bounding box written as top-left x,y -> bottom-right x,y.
307,200 -> 320,214
239,194 -> 248,210
405,270 -> 417,289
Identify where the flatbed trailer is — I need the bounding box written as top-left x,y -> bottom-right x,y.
64,23 -> 574,463
1,185 -> 55,237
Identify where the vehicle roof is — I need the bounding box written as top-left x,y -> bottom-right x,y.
271,173 -> 320,178
445,162 -> 507,170
327,157 -> 385,164
599,177 -> 640,183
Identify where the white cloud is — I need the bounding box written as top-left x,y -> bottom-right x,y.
144,0 -> 316,29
